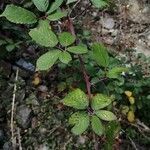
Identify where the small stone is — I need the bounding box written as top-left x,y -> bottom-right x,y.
38,85 -> 48,93
102,17 -> 115,29
92,12 -> 97,17
77,136 -> 86,144
16,105 -> 32,129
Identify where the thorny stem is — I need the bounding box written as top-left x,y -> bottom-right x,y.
67,17 -> 92,100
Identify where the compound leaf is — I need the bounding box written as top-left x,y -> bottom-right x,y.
36,49 -> 61,71
91,94 -> 112,110
29,20 -> 58,47
0,4 -> 37,24
63,89 -> 89,109
69,112 -> 89,135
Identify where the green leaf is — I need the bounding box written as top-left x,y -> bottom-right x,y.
67,45 -> 88,54
107,67 -> 129,79
29,20 -> 58,47
90,0 -> 108,8
59,51 -> 72,64
91,115 -> 104,136
96,110 -> 117,121
36,49 -> 61,71
6,44 -> 15,52
46,0 -> 63,14
91,94 -> 112,110
32,0 -> 49,12
91,43 -> 109,67
58,32 -> 75,47
63,89 -> 89,109
69,112 -> 89,135
47,10 -> 67,21
67,0 -> 78,4
0,4 -> 37,24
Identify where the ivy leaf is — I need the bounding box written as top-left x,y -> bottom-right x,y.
67,0 -> 78,4
29,20 -> 58,47
46,0 -> 63,14
69,112 -> 89,135
59,51 -> 72,64
0,4 -> 37,24
107,67 -> 129,79
58,32 -> 75,47
47,10 -> 67,21
63,89 -> 89,109
91,115 -> 104,136
96,110 -> 117,121
36,49 -> 61,71
91,94 -> 112,110
32,0 -> 49,12
91,43 -> 109,67
90,0 -> 108,8
67,45 -> 88,54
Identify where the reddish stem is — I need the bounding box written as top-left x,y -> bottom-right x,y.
67,17 -> 92,99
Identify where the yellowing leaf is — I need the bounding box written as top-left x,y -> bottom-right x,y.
129,97 -> 135,105
125,91 -> 132,97
32,77 -> 41,85
127,111 -> 135,123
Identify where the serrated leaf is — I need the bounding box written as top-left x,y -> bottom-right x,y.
91,115 -> 104,136
107,67 -> 128,79
90,0 -> 108,8
67,0 -> 78,4
0,4 -> 37,24
69,112 -> 89,135
96,110 -> 117,121
29,20 -> 58,47
91,94 -> 112,110
59,51 -> 72,64
63,89 -> 89,109
36,49 -> 61,71
32,0 -> 49,12
67,45 -> 88,54
91,43 -> 109,67
46,0 -> 63,14
47,10 -> 67,21
58,32 -> 75,47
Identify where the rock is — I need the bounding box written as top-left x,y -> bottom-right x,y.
16,105 -> 32,129
127,0 -> 150,24
101,17 -> 115,29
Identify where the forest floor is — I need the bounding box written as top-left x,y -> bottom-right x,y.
0,0 -> 150,150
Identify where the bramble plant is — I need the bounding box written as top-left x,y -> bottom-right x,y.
0,0 -> 128,138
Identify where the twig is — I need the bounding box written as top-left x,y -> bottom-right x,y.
17,127 -> 22,150
11,68 -> 19,150
67,17 -> 92,99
